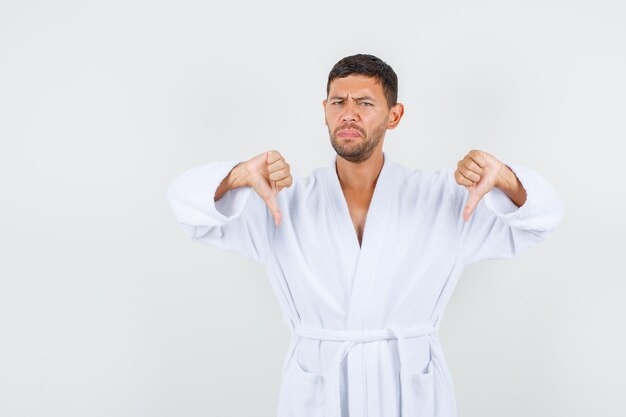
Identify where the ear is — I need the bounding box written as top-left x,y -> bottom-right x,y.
387,102 -> 404,130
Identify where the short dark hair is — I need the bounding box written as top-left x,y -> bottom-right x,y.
326,53 -> 398,109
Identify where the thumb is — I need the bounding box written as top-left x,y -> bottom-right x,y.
258,177 -> 281,227
263,151 -> 281,226
463,186 -> 484,222
265,192 -> 281,227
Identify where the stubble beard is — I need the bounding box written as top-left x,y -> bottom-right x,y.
328,120 -> 387,163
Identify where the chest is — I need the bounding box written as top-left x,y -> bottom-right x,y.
342,187 -> 374,248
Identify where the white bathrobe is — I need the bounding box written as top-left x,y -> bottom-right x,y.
166,151 -> 564,417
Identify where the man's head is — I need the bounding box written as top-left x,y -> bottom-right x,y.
323,54 -> 404,162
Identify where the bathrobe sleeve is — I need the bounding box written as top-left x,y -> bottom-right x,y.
449,163 -> 565,265
166,160 -> 277,266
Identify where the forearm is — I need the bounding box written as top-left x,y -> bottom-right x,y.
495,165 -> 527,208
214,162 -> 251,201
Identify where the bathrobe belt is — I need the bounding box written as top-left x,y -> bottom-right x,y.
290,323 -> 438,417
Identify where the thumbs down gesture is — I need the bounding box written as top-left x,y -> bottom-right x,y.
454,149 -> 527,222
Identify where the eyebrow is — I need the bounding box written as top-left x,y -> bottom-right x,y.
329,95 -> 376,101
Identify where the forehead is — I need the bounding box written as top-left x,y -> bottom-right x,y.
328,74 -> 384,98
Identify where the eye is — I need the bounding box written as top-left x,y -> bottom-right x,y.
361,102 -> 372,106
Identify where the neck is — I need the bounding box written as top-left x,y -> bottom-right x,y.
335,151 -> 384,191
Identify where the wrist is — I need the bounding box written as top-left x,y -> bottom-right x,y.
230,162 -> 252,189
495,163 -> 512,190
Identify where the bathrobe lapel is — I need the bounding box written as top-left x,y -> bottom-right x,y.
324,151 -> 400,330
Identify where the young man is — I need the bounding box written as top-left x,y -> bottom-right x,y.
166,53 -> 564,417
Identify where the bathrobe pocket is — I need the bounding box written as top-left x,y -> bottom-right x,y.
277,355 -> 325,417
407,358 -> 435,416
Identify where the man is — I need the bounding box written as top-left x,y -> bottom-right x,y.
166,54 -> 564,417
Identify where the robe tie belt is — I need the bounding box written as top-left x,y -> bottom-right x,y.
290,323 -> 437,417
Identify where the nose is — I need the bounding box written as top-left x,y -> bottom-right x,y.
340,101 -> 359,122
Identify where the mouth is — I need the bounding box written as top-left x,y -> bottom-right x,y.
337,130 -> 362,138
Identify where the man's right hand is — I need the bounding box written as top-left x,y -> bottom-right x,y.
239,150 -> 293,227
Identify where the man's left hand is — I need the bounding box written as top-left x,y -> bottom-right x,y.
454,149 -> 507,222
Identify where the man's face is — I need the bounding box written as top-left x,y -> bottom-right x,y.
323,74 -> 400,163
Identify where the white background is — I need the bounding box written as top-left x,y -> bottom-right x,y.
1,1 -> 624,416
